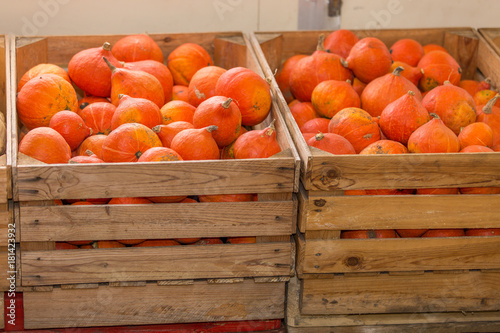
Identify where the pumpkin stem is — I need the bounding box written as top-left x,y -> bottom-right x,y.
85,149 -> 94,156
264,119 -> 277,136
316,34 -> 326,52
118,94 -> 126,100
429,113 -> 440,119
443,80 -> 451,85
206,125 -> 218,133
194,86 -> 206,100
102,42 -> 112,51
340,58 -> 349,68
135,151 -> 143,159
265,76 -> 273,85
221,98 -> 233,109
408,90 -> 415,96
458,67 -> 462,74
346,79 -> 352,84
392,66 -> 405,76
103,56 -> 117,72
315,132 -> 325,141
79,102 -> 90,110
152,125 -> 161,133
482,94 -> 500,115
485,77 -> 493,85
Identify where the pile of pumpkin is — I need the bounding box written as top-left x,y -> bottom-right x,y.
16,34 -> 281,167
276,30 -> 500,238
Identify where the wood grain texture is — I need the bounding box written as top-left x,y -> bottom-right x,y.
304,194 -> 500,230
301,237 -> 500,274
310,153 -> 500,191
20,201 -> 294,242
0,246 -> 10,291
23,280 -> 285,329
286,276 -> 500,329
301,271 -> 500,315
22,242 -> 292,286
477,30 -> 500,90
443,31 -> 479,80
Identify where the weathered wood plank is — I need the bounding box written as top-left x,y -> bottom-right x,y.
305,194 -> 500,230
301,271 -> 500,315
477,30 -> 500,90
23,280 -> 285,329
310,153 -> 500,191
20,201 -> 294,242
301,237 -> 500,274
22,242 -> 292,286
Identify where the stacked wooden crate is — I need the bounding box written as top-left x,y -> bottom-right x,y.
251,28 -> 500,331
9,32 -> 299,330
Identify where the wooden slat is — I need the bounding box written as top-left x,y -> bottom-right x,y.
286,276 -> 500,329
21,242 -> 292,286
20,201 -> 294,242
0,246 -> 9,291
0,203 -> 9,246
23,279 -> 285,329
15,159 -> 294,201
301,271 -> 500,315
477,30 -> 500,89
443,30 -> 479,79
305,194 -> 500,230
301,237 -> 500,274
310,153 -> 500,191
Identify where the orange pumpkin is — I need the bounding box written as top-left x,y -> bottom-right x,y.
341,230 -> 397,239
170,126 -> 220,160
69,151 -> 104,164
407,114 -> 461,153
477,95 -> 500,150
134,240 -> 181,247
359,140 -> 409,154
215,67 -> 272,126
49,111 -> 92,150
458,122 -> 493,148
459,79 -> 491,97
460,145 -> 494,153
198,194 -> 257,202
389,39 -> 424,67
275,55 -> 307,103
416,188 -> 459,195
193,96 -> 241,147
418,51 -> 461,92
79,102 -> 116,135
160,100 -> 196,125
187,66 -> 227,107
152,121 -> 194,148
137,147 -> 183,162
379,90 -> 430,145
17,74 -> 78,129
289,101 -> 319,129
233,121 -> 281,159
474,89 -> 500,109
345,37 -> 392,83
111,95 -> 162,130
311,80 -> 360,118
422,229 -> 465,237
17,63 -> 71,92
97,241 -> 126,248
324,29 -> 359,59
466,229 -> 500,236
300,118 -> 330,134
352,77 -> 367,97
361,66 -> 422,117
227,237 -> 257,244
19,127 -> 71,164
423,44 -> 448,54
306,132 -> 356,155
328,107 -> 381,153
68,42 -> 123,97
111,34 -> 164,63
421,81 -> 476,135
124,60 -> 174,102
389,61 -> 423,87
102,123 -> 162,162
103,57 -> 164,108
167,43 -> 214,86
396,229 -> 429,238
77,134 -> 107,160
172,85 -> 190,102
77,96 -> 111,116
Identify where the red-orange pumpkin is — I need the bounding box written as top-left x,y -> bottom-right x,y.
49,111 -> 92,150
17,63 -> 71,92
289,101 -> 319,129
300,118 -> 330,134
341,230 -> 397,239
458,122 -> 493,148
328,107 -> 381,153
79,102 -> 116,135
233,121 -> 281,159
124,60 -> 174,102
389,39 -> 425,67
324,29 -> 359,59
152,121 -> 194,148
407,114 -> 461,153
306,132 -> 356,155
172,85 -> 189,102
167,43 -> 213,86
111,34 -> 164,63
111,95 -> 162,130
345,37 -> 392,83
474,89 -> 500,109
361,66 -> 422,117
77,134 -> 107,160
160,100 -> 196,125
459,79 -> 491,97
416,188 -> 459,195
17,74 -> 78,129
69,151 -> 104,164
103,57 -> 164,108
68,42 -> 123,97
418,51 -> 462,92
423,44 -> 448,54
460,145 -> 494,153
77,96 -> 111,116
170,126 -> 220,160
421,229 -> 465,237
477,95 -> 500,150
311,80 -> 360,118
137,147 -> 183,162
275,55 -> 307,103
215,67 -> 272,126
19,127 -> 71,164
198,194 -> 257,202
193,96 -> 241,147
421,81 -> 477,135
187,66 -> 227,107
359,140 -> 409,154
389,61 -> 423,87
102,123 -> 162,162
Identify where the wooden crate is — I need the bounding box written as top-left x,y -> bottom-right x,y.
10,32 -> 298,293
479,28 -> 500,68
16,279 -> 285,330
